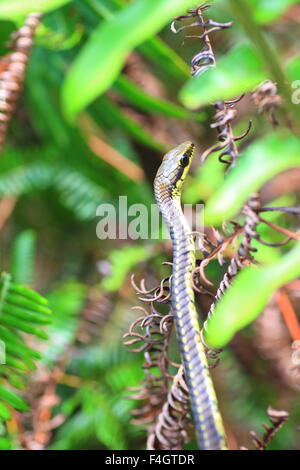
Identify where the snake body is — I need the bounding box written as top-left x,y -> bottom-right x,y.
154,141 -> 227,450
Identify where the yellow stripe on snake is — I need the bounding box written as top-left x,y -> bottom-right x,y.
154,141 -> 227,450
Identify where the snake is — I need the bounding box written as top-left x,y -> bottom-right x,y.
154,141 -> 227,450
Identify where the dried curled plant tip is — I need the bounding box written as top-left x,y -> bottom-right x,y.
201,99 -> 252,168
171,4 -> 232,77
246,407 -> 289,450
123,302 -> 177,428
0,12 -> 42,151
201,193 -> 261,357
252,80 -> 283,126
172,4 -> 249,169
171,4 -> 232,37
147,365 -> 191,450
131,273 -> 172,303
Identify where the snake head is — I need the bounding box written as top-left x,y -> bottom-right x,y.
156,141 -> 195,196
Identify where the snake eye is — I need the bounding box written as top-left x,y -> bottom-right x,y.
180,155 -> 190,167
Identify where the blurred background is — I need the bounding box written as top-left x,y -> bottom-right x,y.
0,0 -> 300,450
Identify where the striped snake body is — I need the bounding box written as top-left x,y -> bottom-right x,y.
154,141 -> 227,450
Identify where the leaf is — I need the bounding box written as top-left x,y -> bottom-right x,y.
0,386 -> 28,412
61,0 -> 200,118
0,402 -> 11,420
250,0 -> 299,24
0,0 -> 70,20
204,131 -> 300,225
7,374 -> 26,391
0,272 -> 52,416
287,54 -> 300,82
183,155 -> 225,204
5,293 -> 51,315
7,281 -> 49,305
5,355 -> 31,372
204,241 -> 300,349
101,245 -> 151,292
138,36 -> 190,81
2,304 -> 52,324
91,97 -> 166,152
76,0 -> 190,81
113,75 -> 203,121
0,314 -> 49,338
180,43 -> 267,109
0,438 -> 12,450
0,325 -> 42,359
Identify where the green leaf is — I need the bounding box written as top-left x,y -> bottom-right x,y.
5,293 -> 51,315
250,0 -> 299,24
180,43 -> 267,109
0,0 -> 70,20
0,325 -> 42,359
0,314 -> 49,339
92,97 -> 166,152
0,401 -> 11,420
101,245 -> 151,292
183,155 -> 225,204
77,0 -> 190,81
204,241 -> 300,349
0,437 -> 12,450
61,0 -> 200,118
0,386 -> 28,412
7,282 -> 49,306
204,131 -> 300,225
113,75 -> 203,121
2,304 -> 52,324
4,355 -> 29,372
138,36 -> 190,81
0,272 -> 52,415
287,54 -> 300,82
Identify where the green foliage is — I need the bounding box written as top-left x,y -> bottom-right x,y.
0,0 -> 71,21
0,273 -> 51,418
0,160 -> 108,221
93,96 -> 166,151
113,75 -> 203,121
0,0 -> 299,451
62,0 -> 199,118
204,131 -> 300,225
204,241 -> 300,349
181,45 -> 300,109
53,346 -> 144,450
43,281 -> 87,365
180,43 -> 266,108
100,245 -> 151,292
249,0 -> 299,24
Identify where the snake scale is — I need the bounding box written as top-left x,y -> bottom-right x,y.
154,141 -> 227,450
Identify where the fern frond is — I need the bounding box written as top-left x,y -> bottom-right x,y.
0,272 -> 52,418
0,161 -> 107,220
